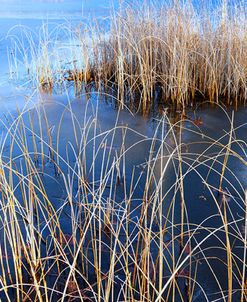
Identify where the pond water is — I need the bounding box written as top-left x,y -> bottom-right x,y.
0,1 -> 246,302
0,0 -> 120,19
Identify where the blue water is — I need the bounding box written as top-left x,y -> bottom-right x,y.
0,0 -> 120,19
0,0 -> 121,114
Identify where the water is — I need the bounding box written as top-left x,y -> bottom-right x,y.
0,1 -> 246,301
0,0 -> 120,19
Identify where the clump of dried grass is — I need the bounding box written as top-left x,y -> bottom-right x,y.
8,0 -> 247,112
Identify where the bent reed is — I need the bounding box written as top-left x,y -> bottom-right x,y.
0,95 -> 247,301
7,0 -> 247,112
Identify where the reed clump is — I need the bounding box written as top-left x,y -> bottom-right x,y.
8,0 -> 247,112
92,0 -> 247,112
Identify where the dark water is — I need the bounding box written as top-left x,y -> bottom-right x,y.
0,2 -> 246,302
1,90 -> 246,301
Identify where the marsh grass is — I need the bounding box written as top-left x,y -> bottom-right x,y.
0,93 -> 247,301
7,0 -> 247,113
2,0 -> 247,301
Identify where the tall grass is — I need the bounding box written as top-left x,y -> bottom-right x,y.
2,0 -> 247,301
7,0 -> 247,113
0,95 -> 247,301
